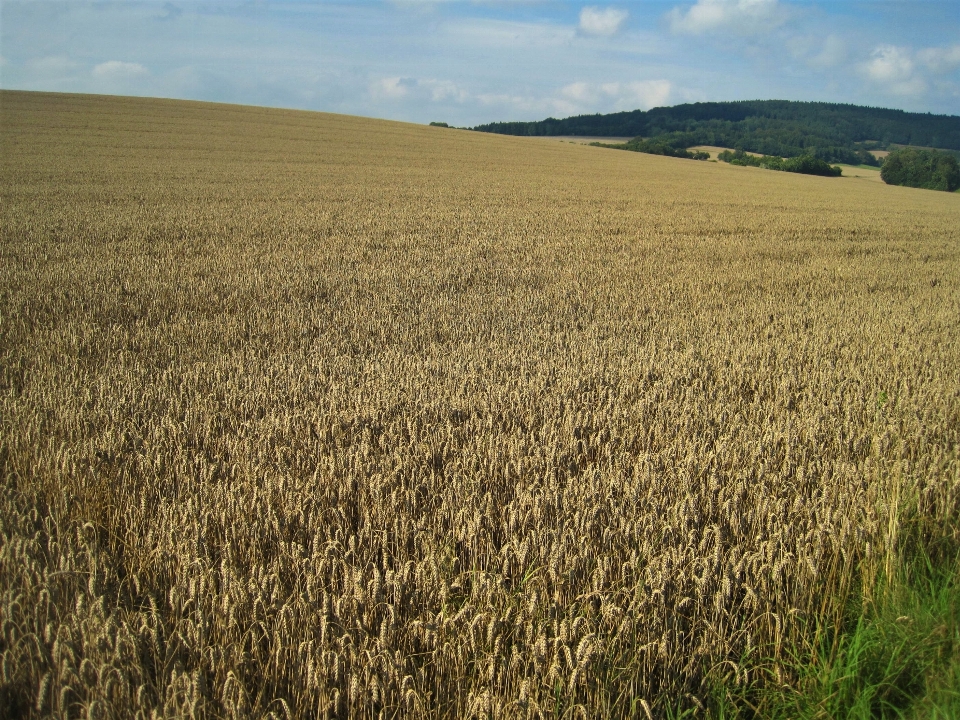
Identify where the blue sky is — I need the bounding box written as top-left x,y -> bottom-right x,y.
2,1 -> 959,125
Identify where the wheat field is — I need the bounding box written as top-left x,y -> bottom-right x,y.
2,90 -> 959,719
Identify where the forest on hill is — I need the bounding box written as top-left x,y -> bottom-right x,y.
472,100 -> 960,165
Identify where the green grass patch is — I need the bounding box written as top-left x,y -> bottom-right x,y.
836,163 -> 882,171
706,538 -> 960,718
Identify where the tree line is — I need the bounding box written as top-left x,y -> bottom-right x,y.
717,149 -> 842,176
590,138 -> 710,160
472,100 -> 960,165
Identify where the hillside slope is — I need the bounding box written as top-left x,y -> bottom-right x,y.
3,90 -> 960,718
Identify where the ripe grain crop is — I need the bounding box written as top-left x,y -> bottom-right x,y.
2,90 -> 959,719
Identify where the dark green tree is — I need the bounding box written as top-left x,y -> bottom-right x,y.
590,139 -> 709,160
781,155 -> 843,177
880,148 -> 960,191
717,149 -> 841,177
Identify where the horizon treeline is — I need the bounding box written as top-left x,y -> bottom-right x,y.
472,100 -> 960,164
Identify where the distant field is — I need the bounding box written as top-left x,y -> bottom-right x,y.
835,163 -> 884,181
3,91 -> 959,718
688,145 -> 765,159
687,145 -> 884,182
532,135 -> 635,144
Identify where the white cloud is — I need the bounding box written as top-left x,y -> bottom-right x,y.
469,78 -> 674,123
92,60 -> 148,80
578,7 -> 629,37
561,81 -> 593,102
4,0 -> 957,124
917,44 -> 960,75
809,34 -> 846,69
861,45 -> 913,83
616,80 -> 672,109
859,46 -> 926,97
368,76 -> 470,106
421,79 -> 468,103
558,79 -> 672,112
370,76 -> 415,100
886,77 -> 928,97
668,0 -> 786,36
856,44 -> 960,100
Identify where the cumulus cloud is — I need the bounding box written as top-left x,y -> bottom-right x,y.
370,76 -> 416,100
559,79 -> 672,112
809,34 -> 847,69
917,44 -> 960,75
857,43 -> 960,99
421,79 -> 468,103
606,80 -> 672,110
369,75 -> 673,124
369,76 -> 470,105
861,45 -> 913,83
92,60 -> 149,81
668,0 -> 786,36
578,7 -> 629,36
859,46 -> 926,97
561,81 -> 593,102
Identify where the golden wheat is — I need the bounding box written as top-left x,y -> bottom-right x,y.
1,90 -> 959,718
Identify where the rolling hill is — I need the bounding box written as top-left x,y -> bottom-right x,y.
473,99 -> 960,164
3,90 -> 960,718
